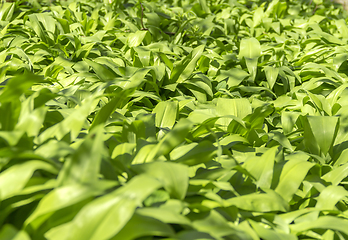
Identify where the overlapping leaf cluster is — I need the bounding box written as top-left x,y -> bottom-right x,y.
2,0 -> 348,239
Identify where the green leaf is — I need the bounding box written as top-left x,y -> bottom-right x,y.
239,41 -> 261,59
0,160 -> 57,200
144,119 -> 193,162
0,3 -> 14,21
37,96 -> 98,143
132,161 -> 188,200
45,175 -> 161,240
239,38 -> 261,81
175,230 -> 214,239
170,45 -> 205,84
192,210 -> 253,239
264,66 -> 279,89
0,72 -> 45,103
249,220 -> 297,240
215,68 -> 249,88
111,212 -> 174,240
0,131 -> 23,146
335,19 -> 348,39
198,0 -> 211,14
303,116 -> 339,155
15,92 -> 48,137
134,46 -> 151,67
290,216 -> 348,236
84,59 -> 117,81
171,141 -> 216,166
25,181 -> 117,230
243,146 -> 277,189
28,14 -> 53,45
136,207 -> 191,225
275,153 -> 314,202
216,98 -> 252,128
152,101 -> 178,138
281,111 -> 301,135
224,189 -> 289,212
315,185 -> 348,210
127,31 -> 150,47
322,162 -> 348,185
57,125 -> 106,186
253,7 -> 264,28
0,225 -> 30,240
90,89 -> 133,130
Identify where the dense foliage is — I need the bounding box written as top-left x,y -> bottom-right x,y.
1,0 -> 348,239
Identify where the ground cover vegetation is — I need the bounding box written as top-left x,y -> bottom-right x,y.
1,0 -> 348,239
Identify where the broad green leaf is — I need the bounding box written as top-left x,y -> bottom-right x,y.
322,162 -> 348,185
0,3 -> 14,21
37,96 -> 98,143
15,91 -> 48,137
0,160 -> 57,200
132,143 -> 156,164
45,175 -> 161,240
243,146 -> 277,189
132,161 -> 188,200
134,46 -> 151,67
281,111 -> 301,135
268,131 -> 295,151
0,225 -> 30,240
224,189 -> 289,212
0,131 -> 23,146
264,66 -> 279,89
136,207 -> 191,225
127,31 -> 150,47
117,68 -> 152,89
74,43 -> 96,61
84,59 -> 117,81
279,208 -> 319,225
188,109 -> 217,125
239,38 -> 261,81
215,68 -> 249,88
192,210 -> 253,240
171,141 -> 216,166
326,83 -> 348,106
304,116 -> 339,155
239,38 -> 261,59
185,75 -> 213,102
253,7 -> 264,28
336,19 -> 348,38
25,181 -> 117,230
3,0 -> 348,238
57,125 -> 106,186
90,89 -> 133,130
0,72 -> 45,103
28,14 -> 53,45
35,12 -> 56,36
153,101 -> 178,138
144,119 -> 193,162
315,185 -> 348,210
170,45 -> 205,84
249,220 -> 297,240
175,231 -> 214,240
190,116 -> 220,138
198,0 -> 211,14
110,212 -> 174,240
275,153 -> 314,202
216,98 -> 252,128
290,216 -> 348,236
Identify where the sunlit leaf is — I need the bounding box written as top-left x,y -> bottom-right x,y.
275,153 -> 314,202
45,175 -> 161,240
